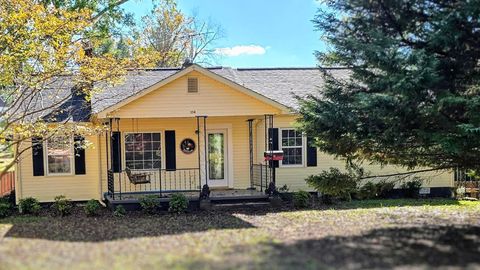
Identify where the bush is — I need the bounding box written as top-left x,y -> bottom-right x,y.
377,180 -> 395,198
401,178 -> 423,198
357,181 -> 378,200
292,190 -> 311,208
140,195 -> 158,214
51,195 -> 73,217
357,180 -> 396,200
168,193 -> 189,213
0,202 -> 12,218
84,200 -> 101,216
113,205 -> 126,217
18,197 -> 41,215
306,168 -> 358,202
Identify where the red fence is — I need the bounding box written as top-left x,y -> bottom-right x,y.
0,171 -> 15,197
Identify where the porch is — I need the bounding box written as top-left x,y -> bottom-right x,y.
103,115 -> 277,204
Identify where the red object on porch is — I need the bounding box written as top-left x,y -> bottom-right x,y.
0,171 -> 15,196
264,150 -> 284,161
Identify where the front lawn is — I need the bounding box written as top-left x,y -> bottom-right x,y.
1,199 -> 479,270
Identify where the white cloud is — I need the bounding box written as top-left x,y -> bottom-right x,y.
214,45 -> 267,57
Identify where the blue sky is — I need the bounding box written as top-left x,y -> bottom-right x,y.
124,0 -> 325,68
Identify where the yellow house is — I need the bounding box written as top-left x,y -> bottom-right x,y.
15,64 -> 455,204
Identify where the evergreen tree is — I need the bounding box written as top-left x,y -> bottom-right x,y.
299,0 -> 480,171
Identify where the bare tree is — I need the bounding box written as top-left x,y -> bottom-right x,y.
141,2 -> 224,67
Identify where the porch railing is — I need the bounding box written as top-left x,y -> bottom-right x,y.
252,164 -> 271,192
108,168 -> 200,199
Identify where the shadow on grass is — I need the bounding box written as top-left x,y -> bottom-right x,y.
0,208 -> 254,242
253,225 -> 480,269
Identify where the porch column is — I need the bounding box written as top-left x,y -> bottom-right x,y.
196,116 -> 210,199
247,119 -> 254,189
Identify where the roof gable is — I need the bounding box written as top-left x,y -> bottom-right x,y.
96,64 -> 290,118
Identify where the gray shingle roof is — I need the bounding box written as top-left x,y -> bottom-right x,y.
91,66 -> 351,114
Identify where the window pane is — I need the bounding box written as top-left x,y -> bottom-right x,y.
296,138 -> 302,146
125,152 -> 133,160
144,161 -> 153,169
125,134 -> 134,142
134,133 -> 143,142
142,142 -> 151,150
125,143 -> 134,151
126,161 -> 134,169
134,152 -> 144,160
47,136 -> 70,155
48,155 -> 71,174
144,151 -> 153,160
143,133 -> 152,141
152,133 -> 160,141
134,161 -> 143,170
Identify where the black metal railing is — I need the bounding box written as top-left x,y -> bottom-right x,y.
107,169 -> 115,198
252,164 -> 271,192
108,168 -> 200,199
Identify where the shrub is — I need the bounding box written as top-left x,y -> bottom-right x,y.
0,202 -> 12,218
52,195 -> 73,217
401,178 -> 423,198
306,168 -> 358,202
357,181 -> 378,200
168,193 -> 189,213
376,180 -> 395,198
18,197 -> 41,215
84,200 -> 101,216
113,205 -> 126,217
292,190 -> 311,208
140,195 -> 158,214
357,180 -> 396,200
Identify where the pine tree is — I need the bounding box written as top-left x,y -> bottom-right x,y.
299,0 -> 480,171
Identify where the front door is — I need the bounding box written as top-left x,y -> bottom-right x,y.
207,129 -> 228,187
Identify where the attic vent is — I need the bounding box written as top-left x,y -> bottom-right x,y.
187,77 -> 198,93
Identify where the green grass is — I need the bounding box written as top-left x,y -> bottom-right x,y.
0,199 -> 479,270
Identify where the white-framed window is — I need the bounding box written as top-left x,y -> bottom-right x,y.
124,132 -> 161,170
46,135 -> 73,175
279,128 -> 305,167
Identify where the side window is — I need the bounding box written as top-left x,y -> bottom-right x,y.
46,135 -> 73,174
280,129 -> 304,166
124,133 -> 161,170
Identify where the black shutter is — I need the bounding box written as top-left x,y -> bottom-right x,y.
268,128 -> 279,168
111,132 -> 121,172
74,135 -> 86,175
306,137 -> 317,167
165,130 -> 176,171
32,137 -> 44,176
